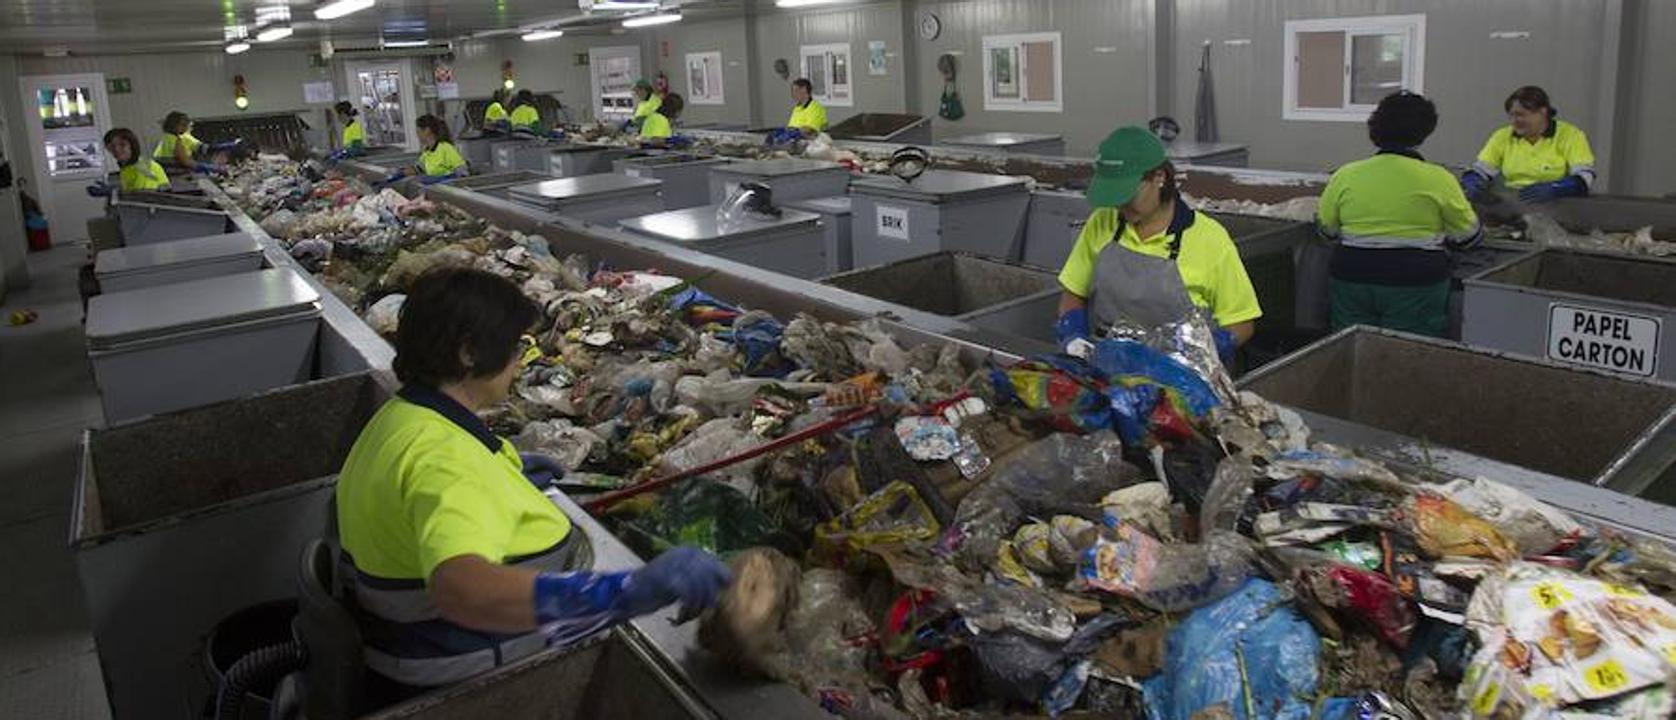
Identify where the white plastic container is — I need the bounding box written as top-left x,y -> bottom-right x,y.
87,268 -> 323,422
94,232 -> 264,293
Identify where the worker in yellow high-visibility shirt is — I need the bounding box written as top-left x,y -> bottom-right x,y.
625,79 -> 662,132
483,89 -> 510,129
786,78 -> 827,137
509,90 -> 541,133
1460,86 -> 1596,204
334,102 -> 366,158
101,128 -> 169,192
153,111 -> 202,169
638,93 -> 684,147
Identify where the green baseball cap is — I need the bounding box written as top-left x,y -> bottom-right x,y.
633,78 -> 653,90
1086,126 -> 1167,207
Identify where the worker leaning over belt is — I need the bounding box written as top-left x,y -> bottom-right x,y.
154,110 -> 213,174
336,267 -> 730,692
1460,85 -> 1596,204
483,89 -> 510,130
392,115 -> 467,185
101,128 -> 169,192
1055,126 -> 1262,362
334,102 -> 366,158
786,78 -> 828,138
508,90 -> 541,133
638,92 -> 684,146
625,79 -> 662,132
1317,92 -> 1482,338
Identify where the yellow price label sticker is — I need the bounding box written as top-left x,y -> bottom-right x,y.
1604,583 -> 1645,598
1582,659 -> 1630,694
1530,581 -> 1573,610
1471,682 -> 1501,715
1528,684 -> 1554,703
1663,643 -> 1676,667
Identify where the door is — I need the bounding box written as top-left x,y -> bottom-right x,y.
345,62 -> 416,150
589,46 -> 643,122
19,73 -> 111,246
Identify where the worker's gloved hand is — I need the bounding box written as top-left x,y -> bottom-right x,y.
620,118 -> 637,132
326,148 -> 349,161
666,135 -> 694,148
1212,327 -> 1238,365
765,128 -> 802,146
1459,171 -> 1489,201
616,547 -> 732,618
377,172 -> 404,186
1518,175 -> 1588,204
86,181 -> 113,198
193,161 -> 224,176
209,139 -> 244,153
519,452 -> 566,488
418,174 -> 452,186
1055,307 -> 1093,358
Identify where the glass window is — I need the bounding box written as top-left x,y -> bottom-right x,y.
982,32 -> 1063,112
1284,15 -> 1426,122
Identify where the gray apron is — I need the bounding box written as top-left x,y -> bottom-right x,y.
1088,215 -> 1204,335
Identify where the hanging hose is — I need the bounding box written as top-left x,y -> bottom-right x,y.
215,641 -> 308,720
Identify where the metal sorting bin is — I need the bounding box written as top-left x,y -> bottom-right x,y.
111,189 -> 231,246
507,175 -> 665,224
707,158 -> 851,205
614,154 -> 732,210
1462,248 -> 1676,381
785,195 -> 854,275
363,629 -> 710,719
827,112 -> 933,145
458,134 -> 521,171
1165,141 -> 1250,168
494,139 -> 560,173
849,169 -> 1031,268
547,144 -> 631,178
94,231 -> 264,292
1238,328 -> 1676,506
619,205 -> 828,279
86,268 -> 323,422
444,170 -> 556,199
939,132 -> 1066,157
821,252 -> 1059,341
72,372 -> 389,719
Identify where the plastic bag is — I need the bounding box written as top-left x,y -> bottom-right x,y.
1296,562 -> 1419,650
511,419 -> 605,471
723,310 -> 793,378
812,482 -> 941,565
1142,579 -> 1321,720
673,374 -> 828,418
1407,493 -> 1517,561
1458,563 -> 1676,718
653,417 -> 764,494
1438,476 -> 1583,556
986,358 -> 1111,434
614,480 -> 795,559
698,547 -> 801,677
364,293 -> 405,336
1078,522 -> 1253,612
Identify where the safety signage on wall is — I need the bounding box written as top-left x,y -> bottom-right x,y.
877,204 -> 910,241
1547,303 -> 1661,377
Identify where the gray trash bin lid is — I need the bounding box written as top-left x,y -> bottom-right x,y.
508,175 -> 663,208
849,169 -> 1026,203
620,206 -> 820,245
87,268 -> 321,348
95,232 -> 263,277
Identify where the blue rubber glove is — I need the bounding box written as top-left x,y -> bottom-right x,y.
519,451 -> 566,488
1518,175 -> 1588,203
209,139 -> 243,153
86,181 -> 113,198
615,547 -> 732,617
1213,327 -> 1237,365
765,128 -> 802,146
666,135 -> 694,148
532,547 -> 730,646
193,161 -> 224,176
1459,171 -> 1489,201
418,173 -> 453,186
621,119 -> 637,132
1055,307 -> 1091,348
376,172 -> 404,187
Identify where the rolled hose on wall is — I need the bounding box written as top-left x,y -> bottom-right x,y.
215,641 -> 307,720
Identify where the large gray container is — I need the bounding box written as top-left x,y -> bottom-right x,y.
458,135 -> 523,171
619,205 -> 828,279
1462,249 -> 1676,381
1238,328 -> 1676,506
548,144 -> 633,178
112,190 -> 231,246
827,113 -> 933,144
507,175 -> 665,224
785,195 -> 854,275
73,373 -> 390,719
493,140 -> 557,173
94,231 -> 264,292
445,170 -> 556,199
849,169 -> 1030,268
615,154 -> 731,211
707,158 -> 851,205
363,629 -> 710,720
939,132 -> 1066,157
87,268 -> 323,422
1166,141 -> 1250,168
821,252 -> 1059,340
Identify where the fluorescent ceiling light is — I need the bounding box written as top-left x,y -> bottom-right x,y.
226,40 -> 252,54
776,0 -> 848,7
522,29 -> 564,42
382,38 -> 430,47
622,12 -> 681,28
315,0 -> 376,20
256,25 -> 294,42
591,1 -> 661,9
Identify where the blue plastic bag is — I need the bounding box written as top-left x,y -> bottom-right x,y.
1089,339 -> 1221,418
1142,578 -> 1320,720
722,314 -> 790,378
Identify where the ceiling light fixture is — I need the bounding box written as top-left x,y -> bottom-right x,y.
315,0 -> 376,21
226,40 -> 252,54
256,25 -> 294,42
775,0 -> 848,7
589,1 -> 662,10
622,12 -> 681,28
382,38 -> 431,48
521,29 -> 564,42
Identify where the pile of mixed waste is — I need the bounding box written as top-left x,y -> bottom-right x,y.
215,158 -> 1676,720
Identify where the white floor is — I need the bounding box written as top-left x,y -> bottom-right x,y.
0,240 -> 114,719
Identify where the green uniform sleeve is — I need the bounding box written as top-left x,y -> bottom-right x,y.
406,460 -> 514,582
1315,173 -> 1343,237
1207,233 -> 1263,326
1056,209 -> 1109,297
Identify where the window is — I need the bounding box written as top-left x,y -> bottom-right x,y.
1283,14 -> 1426,122
799,43 -> 852,107
981,32 -> 1062,113
685,51 -> 724,105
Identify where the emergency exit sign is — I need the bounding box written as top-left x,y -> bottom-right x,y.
107,77 -> 131,94
1547,303 -> 1661,377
